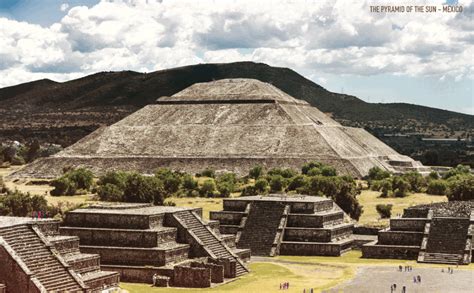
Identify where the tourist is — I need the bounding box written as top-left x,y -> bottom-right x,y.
152,273 -> 158,286
441,268 -> 444,273
402,285 -> 406,293
417,275 -> 421,283
413,276 -> 417,283
399,265 -> 402,271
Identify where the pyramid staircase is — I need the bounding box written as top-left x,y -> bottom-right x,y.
174,210 -> 248,276
418,217 -> 471,264
0,225 -> 83,292
237,201 -> 288,256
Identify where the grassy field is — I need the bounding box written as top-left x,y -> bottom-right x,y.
357,190 -> 447,227
120,251 -> 474,292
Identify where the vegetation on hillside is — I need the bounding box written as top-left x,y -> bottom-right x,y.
367,165 -> 473,201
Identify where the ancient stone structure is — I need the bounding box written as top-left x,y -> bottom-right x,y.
362,201 -> 474,264
210,194 -> 354,256
59,203 -> 249,287
12,79 -> 429,179
0,216 -> 119,292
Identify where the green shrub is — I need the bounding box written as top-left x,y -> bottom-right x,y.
254,178 -> 269,193
200,179 -> 217,197
426,180 -> 448,195
392,176 -> 410,197
402,171 -> 425,192
11,155 -> 25,165
307,167 -> 322,177
321,166 -> 337,177
50,177 -> 77,196
443,164 -> 470,179
241,185 -> 258,197
447,176 -> 474,201
201,168 -> 216,178
287,175 -> 307,191
155,168 -> 182,195
98,171 -> 128,189
216,181 -> 233,198
367,167 -> 390,181
97,183 -> 124,201
428,171 -> 440,180
182,174 -> 198,190
380,179 -> 392,198
376,204 -> 393,219
66,168 -> 94,190
302,161 -> 323,175
249,165 -> 264,179
0,190 -> 47,217
122,173 -> 165,204
369,180 -> 383,191
269,175 -> 285,192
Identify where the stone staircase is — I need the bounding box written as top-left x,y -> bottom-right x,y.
420,217 -> 471,264
237,201 -> 287,256
174,210 -> 248,276
0,225 -> 84,292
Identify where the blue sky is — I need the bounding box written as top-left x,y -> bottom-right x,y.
0,0 -> 472,114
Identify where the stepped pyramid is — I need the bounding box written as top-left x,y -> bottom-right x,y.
362,202 -> 474,265
210,194 -> 354,257
13,78 -> 429,178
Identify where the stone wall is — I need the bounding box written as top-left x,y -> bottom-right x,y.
284,228 -> 331,242
0,245 -> 42,293
279,242 -> 347,256
81,245 -> 188,266
362,243 -> 420,259
378,231 -> 424,246
402,208 -> 430,219
223,200 -> 248,212
60,227 -> 177,247
65,212 -> 163,229
191,262 -> 224,283
209,258 -> 237,278
102,265 -> 174,284
390,219 -> 428,232
209,211 -> 244,225
173,266 -> 211,288
0,284 -> 5,293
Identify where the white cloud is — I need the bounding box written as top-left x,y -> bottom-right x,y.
0,0 -> 472,88
60,3 -> 69,12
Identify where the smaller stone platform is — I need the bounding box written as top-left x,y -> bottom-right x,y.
210,194 -> 354,257
60,203 -> 249,287
362,201 -> 474,265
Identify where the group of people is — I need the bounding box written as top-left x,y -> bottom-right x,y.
302,288 -> 314,293
441,267 -> 455,274
279,282 -> 290,290
31,210 -> 45,219
390,284 -> 407,293
413,275 -> 422,283
398,265 -> 413,272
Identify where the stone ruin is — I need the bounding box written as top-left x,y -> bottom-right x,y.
0,216 -> 119,292
12,78 -> 429,179
210,194 -> 354,256
58,203 -> 249,288
362,201 -> 474,264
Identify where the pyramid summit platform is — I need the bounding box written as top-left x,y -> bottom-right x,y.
12,78 -> 429,178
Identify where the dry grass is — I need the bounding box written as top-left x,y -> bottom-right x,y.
357,189 -> 447,227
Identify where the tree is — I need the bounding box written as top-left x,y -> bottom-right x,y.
98,171 -> 128,190
380,179 -> 392,198
428,171 -> 440,180
97,183 -> 124,201
269,175 -> 284,193
0,190 -> 47,217
321,166 -> 337,177
182,174 -> 198,191
302,161 -> 322,175
254,178 -> 269,193
447,176 -> 474,201
241,185 -> 258,197
200,179 -> 217,197
367,167 -> 390,181
443,164 -> 470,179
426,180 -> 447,195
67,168 -> 94,190
201,168 -> 216,178
155,168 -> 182,195
402,172 -> 425,193
123,173 -> 165,204
249,165 -> 264,179
392,176 -> 410,198
216,181 -> 233,198
287,175 -> 307,191
50,177 -> 77,196
376,204 -> 393,219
